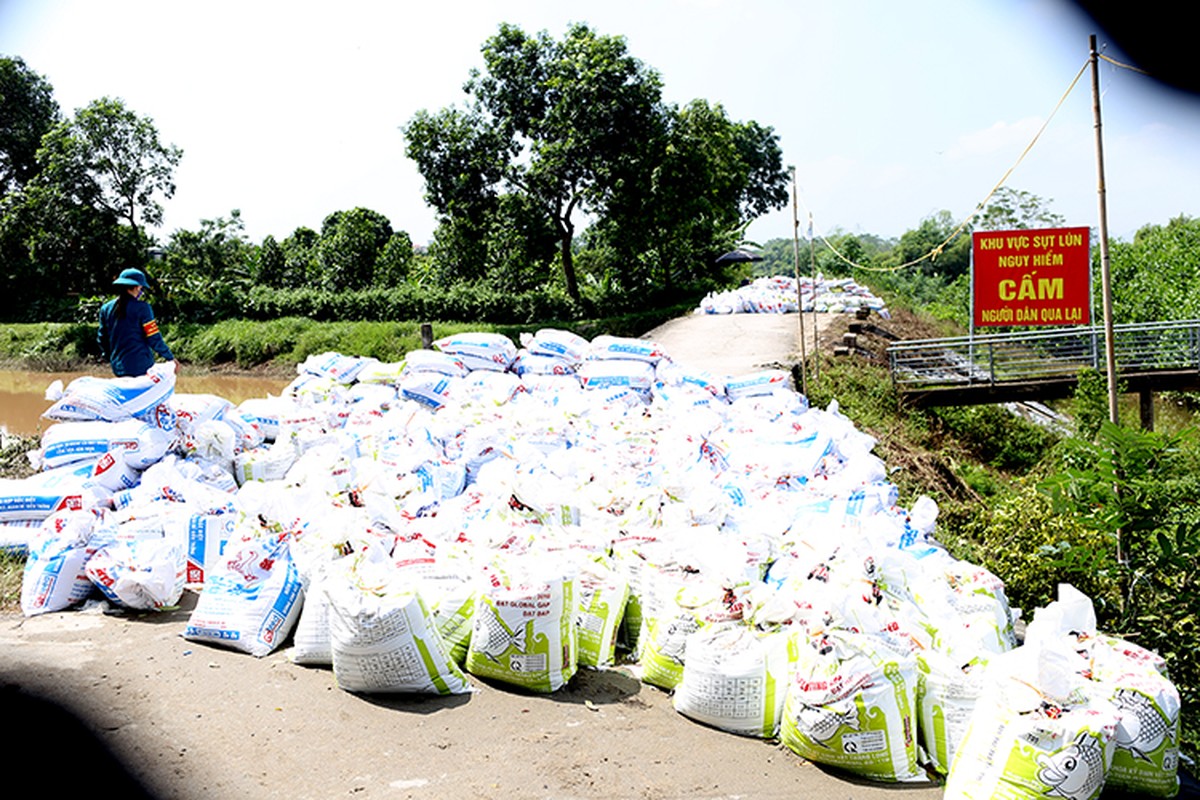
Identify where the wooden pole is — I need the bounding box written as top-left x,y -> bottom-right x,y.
809,212 -> 819,384
790,166 -> 808,395
1091,35 -> 1125,570
1091,34 -> 1119,426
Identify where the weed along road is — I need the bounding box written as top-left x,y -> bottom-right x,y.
0,311 -> 952,800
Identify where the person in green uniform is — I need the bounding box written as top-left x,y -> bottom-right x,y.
97,268 -> 177,378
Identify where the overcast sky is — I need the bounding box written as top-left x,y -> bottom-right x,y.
3,0 -> 1198,248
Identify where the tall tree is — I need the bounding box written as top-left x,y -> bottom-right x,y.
975,187 -> 1065,231
406,23 -> 665,301
315,207 -> 393,291
887,210 -> 972,279
33,96 -> 182,248
404,23 -> 788,303
0,55 -> 60,195
598,99 -> 788,291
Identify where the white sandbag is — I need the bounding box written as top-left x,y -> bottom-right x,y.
673,624 -> 789,738
86,534 -> 186,610
781,629 -> 925,783
354,359 -> 406,385
402,349 -> 468,378
430,585 -> 476,666
234,441 -> 298,486
577,359 -> 656,393
640,573 -> 749,691
587,335 -> 665,364
0,460 -> 97,522
171,393 -> 233,432
236,396 -> 293,442
518,373 -> 582,395
183,529 -> 304,657
654,361 -> 727,399
37,419 -> 172,470
290,595 -> 333,666
298,351 -> 370,384
398,372 -> 460,410
85,448 -> 142,493
433,332 -> 517,369
520,328 -> 589,364
21,509 -> 101,616
161,509 -> 236,586
1025,585 -> 1180,797
1102,669 -> 1182,797
465,562 -> 577,693
0,519 -> 40,555
511,351 -> 576,377
454,351 -> 513,373
725,370 -> 792,400
325,552 -> 471,695
346,382 -> 397,409
43,362 -> 176,422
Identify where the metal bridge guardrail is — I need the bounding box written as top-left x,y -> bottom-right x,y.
888,320 -> 1200,388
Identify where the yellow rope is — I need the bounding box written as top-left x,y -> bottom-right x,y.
1099,52 -> 1149,75
798,59 -> 1091,274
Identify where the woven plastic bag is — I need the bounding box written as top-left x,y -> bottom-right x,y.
673,624 -> 789,738
465,561 -> 577,693
183,528 -> 303,657
324,546 -> 470,695
781,628 -> 925,782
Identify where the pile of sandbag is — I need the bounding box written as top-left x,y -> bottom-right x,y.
698,275 -> 889,317
8,329 -> 1184,794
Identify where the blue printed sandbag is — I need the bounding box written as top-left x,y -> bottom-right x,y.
21,509 -> 103,616
43,362 -> 176,423
183,528 -> 303,657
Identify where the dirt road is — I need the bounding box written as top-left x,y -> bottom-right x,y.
0,312 -> 945,800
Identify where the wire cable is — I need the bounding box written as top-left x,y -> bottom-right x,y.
796,58 -> 1091,274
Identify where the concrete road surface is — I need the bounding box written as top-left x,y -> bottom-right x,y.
643,312 -> 811,377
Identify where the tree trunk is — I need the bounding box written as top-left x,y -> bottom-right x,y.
558,207 -> 579,302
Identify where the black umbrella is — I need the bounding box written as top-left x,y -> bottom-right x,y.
714,247 -> 764,265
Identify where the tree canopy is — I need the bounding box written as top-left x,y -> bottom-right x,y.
0,55 -> 60,195
403,23 -> 789,303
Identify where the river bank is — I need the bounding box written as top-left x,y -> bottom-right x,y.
0,364 -> 295,438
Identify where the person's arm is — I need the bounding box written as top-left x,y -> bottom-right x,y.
138,303 -> 175,362
97,304 -> 111,362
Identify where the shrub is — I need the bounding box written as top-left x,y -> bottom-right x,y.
931,404 -> 1059,472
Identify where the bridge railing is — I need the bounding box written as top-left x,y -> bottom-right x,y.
888,320 -> 1200,388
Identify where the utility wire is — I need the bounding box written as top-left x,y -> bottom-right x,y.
796,58 -> 1091,274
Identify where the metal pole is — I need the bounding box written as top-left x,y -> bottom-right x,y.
790,166 -> 808,395
1091,34 -> 1119,426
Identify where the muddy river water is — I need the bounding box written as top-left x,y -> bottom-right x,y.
0,369 -> 291,437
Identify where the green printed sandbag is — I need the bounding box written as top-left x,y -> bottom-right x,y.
575,557 -> 629,668
673,623 -> 789,738
1024,585 -> 1180,797
781,629 -> 925,782
465,564 -> 577,693
944,644 -> 1119,800
640,574 -> 749,691
1087,635 -> 1181,797
916,650 -> 988,776
431,588 -> 475,666
1103,676 -> 1181,797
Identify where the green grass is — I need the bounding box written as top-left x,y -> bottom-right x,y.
0,434 -> 37,613
0,304 -> 693,373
